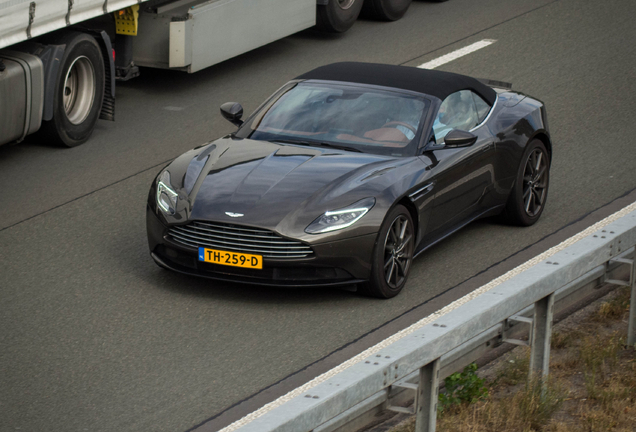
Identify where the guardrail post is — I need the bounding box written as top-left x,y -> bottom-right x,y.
529,293 -> 555,392
414,358 -> 440,432
628,258 -> 636,346
606,257 -> 636,346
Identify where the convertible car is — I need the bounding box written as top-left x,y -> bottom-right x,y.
147,62 -> 551,298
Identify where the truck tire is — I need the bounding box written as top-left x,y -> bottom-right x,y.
362,0 -> 412,21
316,0 -> 364,33
38,32 -> 105,147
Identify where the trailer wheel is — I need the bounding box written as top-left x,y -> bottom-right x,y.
362,0 -> 412,21
316,0 -> 364,33
39,32 -> 105,147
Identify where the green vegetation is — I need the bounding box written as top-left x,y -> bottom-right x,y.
438,363 -> 488,411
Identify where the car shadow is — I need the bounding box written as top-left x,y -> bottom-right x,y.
146,264 -> 360,305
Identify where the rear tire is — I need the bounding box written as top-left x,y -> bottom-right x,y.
502,139 -> 550,226
316,0 -> 364,33
362,0 -> 412,21
359,205 -> 414,299
38,32 -> 105,147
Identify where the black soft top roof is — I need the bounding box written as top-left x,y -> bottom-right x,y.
296,62 -> 497,106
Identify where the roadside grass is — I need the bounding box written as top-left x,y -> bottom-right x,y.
491,346 -> 530,387
388,376 -> 565,432
385,287 -> 636,432
592,286 -> 631,322
435,377 -> 565,432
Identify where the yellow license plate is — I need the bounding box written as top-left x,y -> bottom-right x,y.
198,247 -> 262,269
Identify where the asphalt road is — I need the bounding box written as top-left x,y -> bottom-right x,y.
2,0 -> 636,431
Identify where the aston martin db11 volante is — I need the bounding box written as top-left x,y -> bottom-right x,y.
147,62 -> 551,298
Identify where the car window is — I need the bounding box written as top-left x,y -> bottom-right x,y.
472,92 -> 491,123
237,82 -> 430,157
432,90 -> 480,144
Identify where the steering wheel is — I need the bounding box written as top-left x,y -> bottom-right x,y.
382,121 -> 417,134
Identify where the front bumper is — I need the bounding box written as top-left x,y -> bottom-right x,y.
146,206 -> 377,287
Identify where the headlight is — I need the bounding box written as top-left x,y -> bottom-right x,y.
305,198 -> 375,234
156,171 -> 178,215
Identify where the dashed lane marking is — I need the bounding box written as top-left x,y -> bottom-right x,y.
418,39 -> 496,69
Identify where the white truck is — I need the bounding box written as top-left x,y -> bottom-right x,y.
0,0 -> 437,147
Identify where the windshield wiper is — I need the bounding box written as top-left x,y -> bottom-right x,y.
267,139 -> 313,146
268,138 -> 362,153
314,142 -> 362,153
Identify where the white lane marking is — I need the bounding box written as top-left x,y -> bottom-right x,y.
418,39 -> 497,69
218,199 -> 636,432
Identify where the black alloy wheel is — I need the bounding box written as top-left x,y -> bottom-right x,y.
503,139 -> 550,226
383,214 -> 413,288
523,147 -> 549,218
360,205 -> 414,298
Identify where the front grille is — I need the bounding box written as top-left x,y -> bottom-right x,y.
168,221 -> 313,259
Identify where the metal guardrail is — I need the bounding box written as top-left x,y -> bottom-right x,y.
222,203 -> 636,432
312,260 -> 631,432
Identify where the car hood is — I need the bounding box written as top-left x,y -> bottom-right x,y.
171,137 -> 423,236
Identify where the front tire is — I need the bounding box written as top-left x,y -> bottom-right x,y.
316,0 -> 364,33
502,140 -> 550,226
362,0 -> 412,21
359,205 -> 414,299
38,32 -> 105,147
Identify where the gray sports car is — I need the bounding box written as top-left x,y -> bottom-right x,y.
147,62 -> 551,298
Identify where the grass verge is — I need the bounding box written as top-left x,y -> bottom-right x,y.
386,287 -> 635,432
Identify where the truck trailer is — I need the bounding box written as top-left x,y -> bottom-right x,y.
0,0 -> 437,147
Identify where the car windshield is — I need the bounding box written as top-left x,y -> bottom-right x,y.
236,82 -> 430,156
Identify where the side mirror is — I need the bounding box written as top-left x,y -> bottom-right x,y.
443,129 -> 478,148
220,102 -> 244,127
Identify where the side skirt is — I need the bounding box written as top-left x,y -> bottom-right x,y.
413,204 -> 505,259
